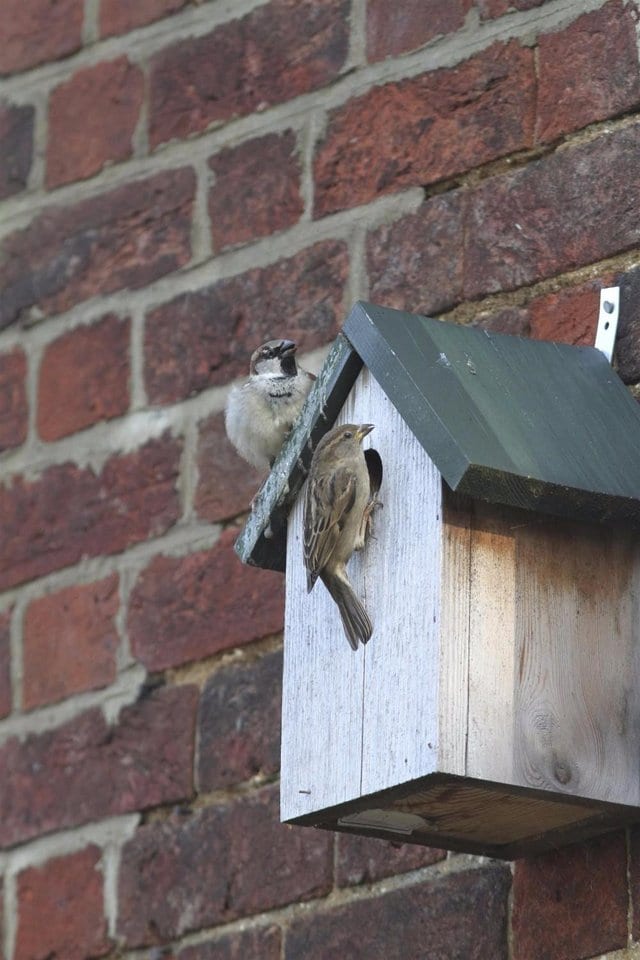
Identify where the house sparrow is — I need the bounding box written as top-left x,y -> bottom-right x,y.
303,423 -> 375,650
225,339 -> 315,472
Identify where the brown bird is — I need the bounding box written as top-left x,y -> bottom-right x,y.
225,339 -> 315,472
303,423 -> 375,650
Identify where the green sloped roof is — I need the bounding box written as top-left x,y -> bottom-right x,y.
236,301 -> 640,571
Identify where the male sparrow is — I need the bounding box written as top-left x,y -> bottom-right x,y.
225,339 -> 315,472
303,423 -> 375,650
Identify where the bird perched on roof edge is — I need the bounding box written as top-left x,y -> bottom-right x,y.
303,422 -> 375,650
225,339 -> 315,472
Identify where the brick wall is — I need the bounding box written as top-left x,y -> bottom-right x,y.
1,1 -> 640,958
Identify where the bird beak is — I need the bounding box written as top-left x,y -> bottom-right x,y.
356,424 -> 374,441
277,339 -> 297,357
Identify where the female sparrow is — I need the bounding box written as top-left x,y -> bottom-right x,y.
303,423 -> 375,650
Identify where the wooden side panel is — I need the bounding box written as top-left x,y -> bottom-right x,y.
466,505 -> 517,783
281,396 -> 366,822
514,519 -> 640,807
438,491 -> 472,776
359,372 -> 443,795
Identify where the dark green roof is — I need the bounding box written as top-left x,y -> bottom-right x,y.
236,301 -> 640,571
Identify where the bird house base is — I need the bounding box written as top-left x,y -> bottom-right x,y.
288,774 -> 637,859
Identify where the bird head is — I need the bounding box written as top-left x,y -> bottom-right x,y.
250,339 -> 298,378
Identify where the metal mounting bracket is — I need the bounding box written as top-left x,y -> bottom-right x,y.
595,287 -> 620,363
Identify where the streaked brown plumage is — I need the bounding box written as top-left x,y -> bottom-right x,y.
303,422 -> 374,650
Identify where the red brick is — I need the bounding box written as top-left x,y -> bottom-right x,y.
100,0 -> 189,37
478,0 -> 546,17
0,683 -> 197,847
0,347 -> 27,452
118,785 -> 332,947
129,529 -> 284,671
209,131 -> 303,252
15,846 -> 110,960
313,40 -> 535,218
47,58 -> 144,189
0,0 -> 83,75
150,0 -> 349,148
178,927 -> 281,960
198,649 -> 282,791
0,608 -> 11,719
336,834 -> 444,887
537,2 -> 640,144
0,101 -> 33,199
529,284 -> 600,347
367,0 -> 472,61
144,240 -> 347,404
286,864 -> 510,958
195,412 -> 262,523
37,314 -> 130,441
512,831 -> 627,960
23,575 -> 119,711
464,125 -> 640,299
0,168 -> 194,329
367,192 -> 465,316
473,307 -> 531,337
616,265 -> 640,383
0,434 -> 181,592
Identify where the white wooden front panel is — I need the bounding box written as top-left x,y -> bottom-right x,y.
281,370 -> 442,821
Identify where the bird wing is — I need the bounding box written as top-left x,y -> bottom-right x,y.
303,467 -> 356,592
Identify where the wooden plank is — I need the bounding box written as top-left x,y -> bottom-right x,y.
280,383 -> 367,822
356,371 -> 442,795
465,503 -> 518,784
344,301 -> 640,522
438,490 -> 471,776
514,517 -> 640,807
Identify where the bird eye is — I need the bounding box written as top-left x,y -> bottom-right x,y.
343,430 -> 353,439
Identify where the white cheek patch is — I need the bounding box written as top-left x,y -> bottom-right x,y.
255,357 -> 286,378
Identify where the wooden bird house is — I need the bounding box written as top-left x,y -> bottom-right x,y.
236,301 -> 640,859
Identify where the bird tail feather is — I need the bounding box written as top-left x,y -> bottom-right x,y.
321,571 -> 372,650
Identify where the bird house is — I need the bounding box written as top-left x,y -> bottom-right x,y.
236,301 -> 640,859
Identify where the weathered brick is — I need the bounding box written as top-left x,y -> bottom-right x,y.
37,314 -> 130,441
0,434 -> 181,592
537,2 -> 640,144
100,0 -> 189,37
528,283 -> 600,347
0,101 -> 33,199
0,168 -> 195,329
512,831 -> 627,960
129,529 -> 284,671
118,785 -> 332,946
47,58 -> 144,189
0,608 -> 11,719
616,264 -> 640,384
15,846 -> 110,960
178,926 -> 282,960
149,0 -> 349,148
198,649 -> 282,791
314,40 -> 535,217
286,864 -> 510,958
144,240 -> 347,404
473,306 -> 531,337
23,575 -> 119,711
465,125 -> 640,299
630,825 -> 640,938
336,834 -> 444,887
367,0 -> 472,61
208,131 -> 303,252
0,881 -> 3,960
0,683 -> 197,847
367,191 -> 465,316
0,0 -> 83,75
0,347 -> 28,452
478,0 -> 545,17
195,412 -> 262,522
